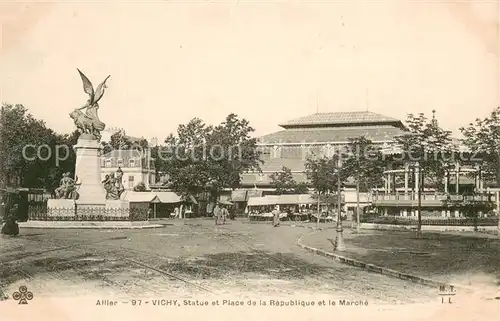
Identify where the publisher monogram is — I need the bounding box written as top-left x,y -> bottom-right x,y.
12,286 -> 34,305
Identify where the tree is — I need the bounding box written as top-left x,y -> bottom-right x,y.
294,182 -> 309,194
460,107 -> 500,185
0,104 -> 78,191
133,182 -> 147,192
342,136 -> 385,232
158,118 -> 212,200
157,114 -> 262,203
150,145 -> 168,183
393,113 -> 454,188
392,112 -> 454,237
101,131 -> 149,154
304,157 -> 338,195
270,166 -> 308,195
204,114 -> 262,199
305,154 -> 348,223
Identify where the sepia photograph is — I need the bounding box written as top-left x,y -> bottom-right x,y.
0,1 -> 499,320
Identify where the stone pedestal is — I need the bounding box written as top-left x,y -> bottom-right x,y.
105,200 -> 131,218
38,135 -> 137,222
73,135 -> 106,206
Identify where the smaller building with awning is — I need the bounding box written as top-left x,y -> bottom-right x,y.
230,189 -> 264,213
121,191 -> 197,218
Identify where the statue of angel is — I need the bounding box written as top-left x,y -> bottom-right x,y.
69,69 -> 111,141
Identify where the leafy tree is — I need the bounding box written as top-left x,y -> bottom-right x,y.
460,107 -> 500,185
133,182 -> 147,192
305,154 -> 348,222
392,112 -> 454,237
204,114 -> 262,198
101,130 -> 147,154
150,145 -> 169,183
157,114 -> 262,203
158,119 -> 212,200
294,182 -> 309,194
0,104 -> 78,191
393,113 -> 455,189
305,157 -> 337,195
270,166 -> 308,194
342,136 -> 385,232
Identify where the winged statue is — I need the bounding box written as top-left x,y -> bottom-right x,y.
69,69 -> 111,141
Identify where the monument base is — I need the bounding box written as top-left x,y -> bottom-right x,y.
19,221 -> 161,229
47,199 -> 76,217
73,137 -> 107,204
46,199 -> 132,220
105,200 -> 130,209
75,200 -> 106,210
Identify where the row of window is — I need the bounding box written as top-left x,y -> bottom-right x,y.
102,174 -> 156,189
261,143 -> 387,159
261,145 -> 341,159
103,158 -> 137,168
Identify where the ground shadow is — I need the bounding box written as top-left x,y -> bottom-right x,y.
161,250 -> 330,280
347,231 -> 500,284
0,249 -> 333,290
0,253 -> 129,289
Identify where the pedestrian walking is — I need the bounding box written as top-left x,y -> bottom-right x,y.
213,203 -> 222,225
272,205 -> 280,227
221,205 -> 229,224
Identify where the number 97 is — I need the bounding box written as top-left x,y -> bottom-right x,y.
131,300 -> 141,306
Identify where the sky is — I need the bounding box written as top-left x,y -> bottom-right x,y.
0,0 -> 499,141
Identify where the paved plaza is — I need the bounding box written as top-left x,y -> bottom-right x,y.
0,219 -> 437,304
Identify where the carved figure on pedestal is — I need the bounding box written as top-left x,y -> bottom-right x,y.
115,167 -> 125,197
102,169 -> 124,200
102,173 -> 119,200
70,69 -> 111,141
54,172 -> 80,200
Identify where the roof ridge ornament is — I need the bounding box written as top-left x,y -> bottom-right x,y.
431,110 -> 438,128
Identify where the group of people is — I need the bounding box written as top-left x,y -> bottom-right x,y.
213,203 -> 231,225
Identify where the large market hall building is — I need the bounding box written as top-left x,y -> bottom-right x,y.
233,111 -> 407,214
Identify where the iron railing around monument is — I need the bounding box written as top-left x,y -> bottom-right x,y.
28,204 -> 149,221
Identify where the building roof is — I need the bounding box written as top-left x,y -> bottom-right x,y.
279,111 -> 404,129
121,191 -> 159,202
121,191 -> 184,203
259,126 -> 405,144
155,192 -> 183,203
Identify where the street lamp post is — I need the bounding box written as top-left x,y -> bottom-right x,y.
335,157 -> 346,251
416,162 -> 422,238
